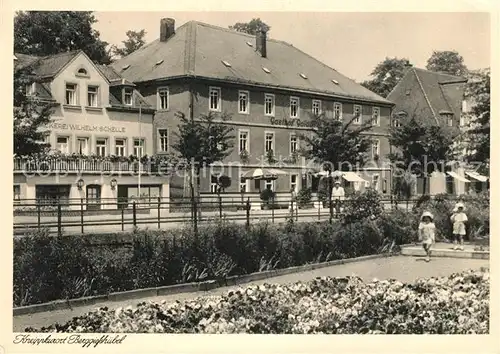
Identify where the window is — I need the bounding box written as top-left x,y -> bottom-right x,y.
447,115 -> 453,127
35,185 -> 71,206
290,96 -> 300,118
158,129 -> 168,152
77,68 -> 88,76
210,175 -> 219,194
158,87 -> 169,110
87,86 -> 99,107
265,132 -> 275,153
312,100 -> 321,116
124,88 -> 133,106
115,139 -> 126,156
65,84 -> 77,105
96,138 -> 107,156
353,105 -> 362,124
77,137 -> 89,155
56,136 -> 69,154
290,174 -> 298,193
14,185 -> 21,202
209,86 -> 221,111
239,130 -> 249,153
86,185 -> 101,210
290,134 -> 298,154
239,173 -> 249,193
461,100 -> 468,113
334,102 -> 342,120
134,139 -> 145,157
265,94 -> 275,116
371,174 -> 380,191
371,107 -> 380,126
238,90 -> 249,114
264,179 -> 274,191
372,139 -> 380,158
393,118 -> 402,128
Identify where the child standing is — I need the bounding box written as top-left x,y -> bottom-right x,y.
418,211 -> 436,262
451,202 -> 468,250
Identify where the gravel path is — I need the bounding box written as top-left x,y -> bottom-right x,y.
13,255 -> 488,332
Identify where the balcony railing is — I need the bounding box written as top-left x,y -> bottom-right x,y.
13,156 -> 159,173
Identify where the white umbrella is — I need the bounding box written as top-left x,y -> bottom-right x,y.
241,168 -> 289,180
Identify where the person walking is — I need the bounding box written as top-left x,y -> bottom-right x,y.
418,211 -> 436,262
451,202 -> 468,251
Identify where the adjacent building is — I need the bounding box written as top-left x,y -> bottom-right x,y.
387,67 -> 488,195
111,18 -> 394,201
13,51 -> 169,209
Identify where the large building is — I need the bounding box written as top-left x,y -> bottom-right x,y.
387,67 -> 488,195
111,18 -> 394,201
13,51 -> 169,209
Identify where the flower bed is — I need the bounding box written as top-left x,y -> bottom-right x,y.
26,269 -> 489,334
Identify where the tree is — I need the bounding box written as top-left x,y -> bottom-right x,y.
14,11 -> 111,64
426,50 -> 468,77
229,18 -> 270,35
301,113 -> 374,221
14,65 -> 55,156
172,112 -> 234,240
361,57 -> 412,98
388,109 -> 455,195
464,68 -> 490,172
111,29 -> 147,58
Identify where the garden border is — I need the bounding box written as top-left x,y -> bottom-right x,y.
13,253 -> 393,316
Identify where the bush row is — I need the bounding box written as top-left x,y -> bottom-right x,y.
13,191 -> 489,307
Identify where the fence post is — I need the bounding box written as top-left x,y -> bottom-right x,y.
133,201 -> 137,227
271,195 -> 275,223
318,195 -> 321,221
218,193 -> 223,219
57,204 -> 62,237
246,197 -> 250,229
80,198 -> 84,234
121,205 -> 124,231
37,201 -> 41,229
157,197 -> 161,229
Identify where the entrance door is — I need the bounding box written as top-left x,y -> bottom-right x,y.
117,185 -> 128,209
86,185 -> 101,210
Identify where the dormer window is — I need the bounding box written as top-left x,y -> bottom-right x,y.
123,88 -> 133,106
25,82 -> 36,96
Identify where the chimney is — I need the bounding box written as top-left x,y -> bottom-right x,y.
255,29 -> 267,58
160,18 -> 175,42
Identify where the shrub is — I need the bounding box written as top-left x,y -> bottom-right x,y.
295,187 -> 312,208
342,189 -> 383,224
260,189 -> 276,204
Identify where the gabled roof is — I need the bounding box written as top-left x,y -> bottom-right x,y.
388,67 -> 467,122
14,51 -> 80,78
112,20 -> 392,105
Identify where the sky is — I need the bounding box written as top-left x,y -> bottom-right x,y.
92,12 -> 490,83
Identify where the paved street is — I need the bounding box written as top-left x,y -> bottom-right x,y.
13,255 -> 488,331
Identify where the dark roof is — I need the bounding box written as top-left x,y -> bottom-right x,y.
111,21 -> 392,105
14,51 -> 80,78
96,64 -> 122,81
388,67 -> 467,122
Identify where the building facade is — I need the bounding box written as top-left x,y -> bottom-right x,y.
387,67 -> 488,195
13,51 -> 169,210
111,18 -> 394,202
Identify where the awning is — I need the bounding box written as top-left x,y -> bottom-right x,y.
342,172 -> 367,183
446,171 -> 471,183
465,171 -> 488,182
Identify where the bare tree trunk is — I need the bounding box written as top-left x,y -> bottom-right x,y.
189,166 -> 198,242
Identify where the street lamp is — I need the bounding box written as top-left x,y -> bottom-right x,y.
77,178 -> 85,191
110,178 -> 118,190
